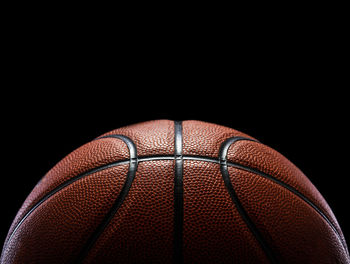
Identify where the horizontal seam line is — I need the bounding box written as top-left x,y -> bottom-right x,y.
6,154 -> 344,255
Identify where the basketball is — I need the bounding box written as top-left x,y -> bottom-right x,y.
1,120 -> 349,263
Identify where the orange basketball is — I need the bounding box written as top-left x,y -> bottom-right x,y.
1,120 -> 349,263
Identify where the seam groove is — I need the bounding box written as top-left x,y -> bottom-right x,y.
4,136 -> 346,261
227,161 -> 349,255
6,155 -> 343,257
75,135 -> 138,263
220,137 -> 279,264
4,160 -> 130,248
174,121 -> 184,264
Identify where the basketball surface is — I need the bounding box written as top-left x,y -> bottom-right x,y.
1,120 -> 349,263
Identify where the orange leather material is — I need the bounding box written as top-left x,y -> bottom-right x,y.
2,120 -> 348,263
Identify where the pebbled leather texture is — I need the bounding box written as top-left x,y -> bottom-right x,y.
100,119 -> 175,156
226,140 -> 345,246
230,168 -> 349,264
83,160 -> 175,263
3,137 -> 130,249
2,165 -> 129,263
182,120 -> 255,157
1,120 -> 349,264
182,160 -> 270,263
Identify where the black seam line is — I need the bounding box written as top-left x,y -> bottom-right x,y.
96,135 -> 137,162
228,161 -> 349,255
5,153 -> 346,257
174,121 -> 184,264
6,155 -> 347,258
5,159 -> 130,247
186,155 -> 346,253
6,154 -> 343,252
4,155 -> 198,247
220,137 -> 279,264
75,135 -> 138,263
223,140 -> 348,256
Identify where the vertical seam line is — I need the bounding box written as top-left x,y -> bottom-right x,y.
174,121 -> 184,264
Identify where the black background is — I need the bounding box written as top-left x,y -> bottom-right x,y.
1,6 -> 349,255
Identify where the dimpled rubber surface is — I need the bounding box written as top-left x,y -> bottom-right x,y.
1,120 -> 349,264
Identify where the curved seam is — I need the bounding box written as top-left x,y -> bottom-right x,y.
75,135 -> 138,263
222,137 -> 348,256
97,135 -> 137,162
4,155 -> 196,246
227,161 -> 349,256
6,155 -> 343,249
4,148 -> 347,259
183,153 -> 346,252
219,137 -> 279,264
4,159 -> 130,248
